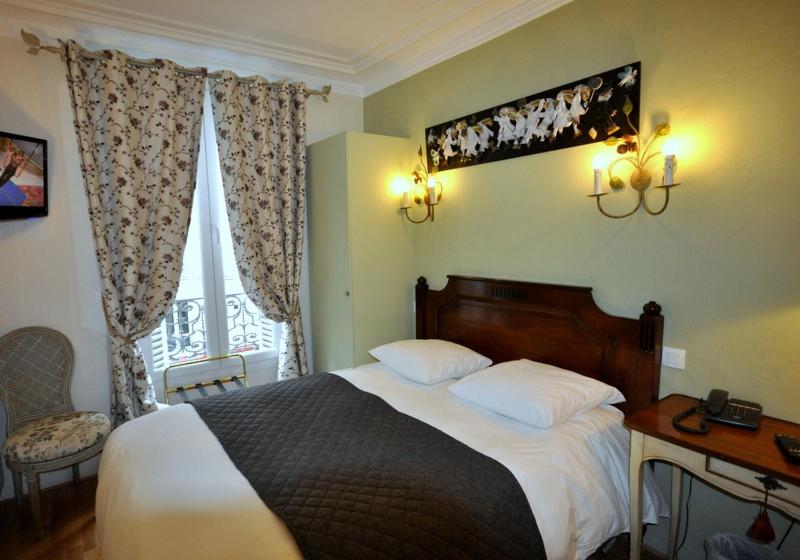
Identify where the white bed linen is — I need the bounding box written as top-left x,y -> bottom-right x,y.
96,363 -> 665,560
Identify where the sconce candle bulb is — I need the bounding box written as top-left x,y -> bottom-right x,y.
663,154 -> 676,186
662,137 -> 679,157
593,169 -> 603,196
401,191 -> 411,209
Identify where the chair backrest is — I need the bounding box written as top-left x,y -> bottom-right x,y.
0,326 -> 74,433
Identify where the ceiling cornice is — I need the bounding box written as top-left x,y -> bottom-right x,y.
0,6 -> 366,96
3,0 -> 573,98
4,0 -> 357,73
348,1 -> 480,74
361,0 -> 573,95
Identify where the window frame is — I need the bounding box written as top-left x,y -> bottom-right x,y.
141,92 -> 281,395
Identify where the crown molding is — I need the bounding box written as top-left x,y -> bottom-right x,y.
0,3 -> 365,96
2,0 -> 573,98
6,0 -> 358,73
348,0 -> 480,74
361,0 -> 573,95
11,0 -> 483,76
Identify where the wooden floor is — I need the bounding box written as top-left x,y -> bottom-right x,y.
0,475 -> 660,560
0,477 -> 98,560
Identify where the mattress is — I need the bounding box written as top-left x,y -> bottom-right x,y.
96,363 -> 666,560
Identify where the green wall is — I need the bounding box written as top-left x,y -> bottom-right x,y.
364,0 -> 800,422
345,133 -> 418,364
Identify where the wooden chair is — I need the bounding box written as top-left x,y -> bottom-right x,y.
0,326 -> 110,534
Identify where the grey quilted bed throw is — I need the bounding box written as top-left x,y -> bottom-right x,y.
190,373 -> 546,560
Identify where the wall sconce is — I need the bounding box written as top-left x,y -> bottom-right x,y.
589,121 -> 680,218
400,146 -> 443,223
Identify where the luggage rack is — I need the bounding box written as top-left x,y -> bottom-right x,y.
162,353 -> 248,405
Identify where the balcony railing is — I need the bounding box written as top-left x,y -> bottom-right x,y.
152,292 -> 275,368
227,293 -> 273,354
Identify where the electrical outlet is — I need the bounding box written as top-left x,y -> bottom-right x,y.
662,346 -> 686,370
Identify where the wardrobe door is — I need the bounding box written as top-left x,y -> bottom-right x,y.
308,134 -> 355,372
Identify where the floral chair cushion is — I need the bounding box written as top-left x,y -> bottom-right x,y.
3,411 -> 111,464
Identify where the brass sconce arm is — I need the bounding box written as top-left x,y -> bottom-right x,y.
403,204 -> 436,223
589,192 -> 642,219
590,183 -> 677,219
642,185 -> 674,216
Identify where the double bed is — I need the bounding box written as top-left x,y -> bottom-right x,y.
97,275 -> 667,560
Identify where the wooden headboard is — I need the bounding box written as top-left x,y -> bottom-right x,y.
415,275 -> 664,415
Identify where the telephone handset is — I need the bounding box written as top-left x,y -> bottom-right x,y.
673,389 -> 762,434
705,389 -> 730,416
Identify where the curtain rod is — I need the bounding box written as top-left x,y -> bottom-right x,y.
20,29 -> 332,102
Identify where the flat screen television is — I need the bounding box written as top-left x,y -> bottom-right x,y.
0,131 -> 48,220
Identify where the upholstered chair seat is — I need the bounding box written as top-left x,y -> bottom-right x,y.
4,411 -> 110,464
0,326 -> 110,535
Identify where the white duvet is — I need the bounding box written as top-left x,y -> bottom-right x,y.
96,363 -> 665,560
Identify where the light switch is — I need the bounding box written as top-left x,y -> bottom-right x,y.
662,346 -> 686,370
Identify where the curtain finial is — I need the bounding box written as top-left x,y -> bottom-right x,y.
20,29 -> 62,56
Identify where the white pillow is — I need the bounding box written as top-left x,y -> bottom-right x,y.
368,339 -> 492,384
447,359 -> 625,427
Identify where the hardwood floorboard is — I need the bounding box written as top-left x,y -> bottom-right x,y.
0,476 -> 98,560
0,475 -> 661,559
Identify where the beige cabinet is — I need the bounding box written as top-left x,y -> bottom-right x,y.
307,132 -> 416,372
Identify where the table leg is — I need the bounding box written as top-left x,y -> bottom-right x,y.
629,430 -> 645,560
668,465 -> 683,559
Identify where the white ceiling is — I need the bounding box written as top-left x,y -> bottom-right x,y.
4,0 -> 572,95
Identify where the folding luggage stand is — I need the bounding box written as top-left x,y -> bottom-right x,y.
162,354 -> 248,404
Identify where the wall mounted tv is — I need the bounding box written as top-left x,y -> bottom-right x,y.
0,131 -> 48,220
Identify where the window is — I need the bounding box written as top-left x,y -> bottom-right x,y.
141,93 -> 280,387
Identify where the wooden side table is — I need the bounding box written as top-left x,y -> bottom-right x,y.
625,394 -> 800,560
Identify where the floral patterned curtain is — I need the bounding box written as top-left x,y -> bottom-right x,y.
209,73 -> 308,379
63,40 -> 206,424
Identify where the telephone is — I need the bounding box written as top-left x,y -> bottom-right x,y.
672,389 -> 762,434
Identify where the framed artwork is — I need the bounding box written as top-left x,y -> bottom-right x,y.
425,62 -> 641,172
0,131 -> 48,219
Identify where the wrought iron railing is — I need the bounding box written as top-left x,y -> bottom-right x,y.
154,293 -> 274,367
162,298 -> 207,362
226,293 -> 271,354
